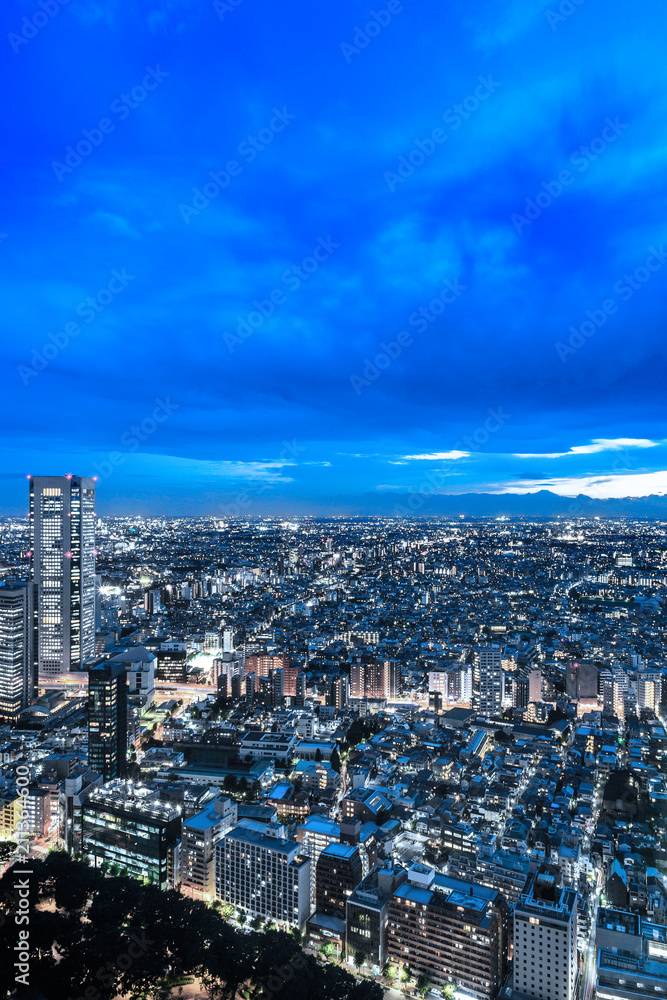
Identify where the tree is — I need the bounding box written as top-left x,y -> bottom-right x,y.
315,747 -> 323,762
221,902 -> 234,920
0,842 -> 17,863
330,746 -> 341,773
251,914 -> 263,930
354,950 -> 366,971
383,964 -> 397,982
321,941 -> 335,959
417,973 -> 430,997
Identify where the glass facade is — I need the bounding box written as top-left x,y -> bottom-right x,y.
29,476 -> 96,677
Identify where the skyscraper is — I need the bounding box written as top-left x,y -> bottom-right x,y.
0,583 -> 34,720
29,475 -> 96,677
88,661 -> 127,781
513,865 -> 578,1000
477,643 -> 502,718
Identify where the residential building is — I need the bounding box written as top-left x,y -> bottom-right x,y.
477,644 -> 502,718
215,825 -> 310,927
316,842 -> 363,919
387,864 -> 509,1000
181,797 -> 237,900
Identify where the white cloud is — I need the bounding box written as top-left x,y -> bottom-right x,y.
402,450 -> 470,461
495,469 -> 667,499
514,438 -> 659,459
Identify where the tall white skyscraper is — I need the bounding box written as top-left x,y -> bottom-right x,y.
29,475 -> 96,676
477,643 -> 502,718
0,583 -> 34,719
513,866 -> 578,1000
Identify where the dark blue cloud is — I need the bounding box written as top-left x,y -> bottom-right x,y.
1,0 -> 667,512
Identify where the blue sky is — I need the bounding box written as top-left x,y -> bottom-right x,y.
2,0 -> 667,514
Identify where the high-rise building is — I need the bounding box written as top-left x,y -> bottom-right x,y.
270,668 -> 285,707
216,826 -> 311,928
331,674 -> 349,709
513,865 -> 578,1000
0,583 -> 34,720
386,865 -> 509,1000
294,672 -> 307,706
83,780 -> 181,889
316,842 -> 363,919
638,670 -> 662,711
350,659 -> 400,700
29,475 -> 96,677
181,797 -> 237,901
477,643 -> 502,718
88,661 -> 127,781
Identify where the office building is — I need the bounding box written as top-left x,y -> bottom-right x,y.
82,781 -> 181,889
29,475 -> 96,676
215,825 -> 310,927
0,583 -> 33,719
156,648 -> 187,683
477,643 -> 502,718
88,661 -> 127,781
513,865 -> 578,1000
387,865 -> 509,1000
565,660 -> 598,700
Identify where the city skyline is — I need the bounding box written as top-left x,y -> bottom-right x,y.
2,0 -> 667,513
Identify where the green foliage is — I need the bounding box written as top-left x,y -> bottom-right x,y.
417,973 -> 430,996
0,853 -> 383,1000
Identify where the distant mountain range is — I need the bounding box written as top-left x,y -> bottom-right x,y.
324,489 -> 667,518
